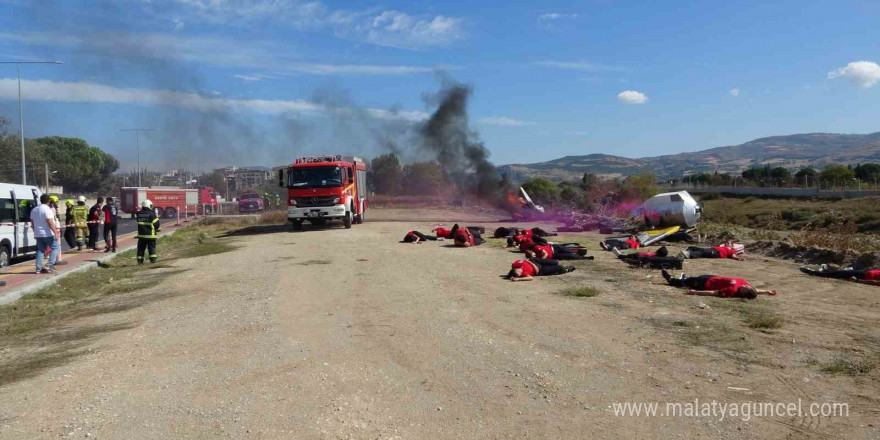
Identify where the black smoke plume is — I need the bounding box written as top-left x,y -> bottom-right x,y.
417,82 -> 506,201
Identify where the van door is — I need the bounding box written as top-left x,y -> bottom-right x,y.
0,195 -> 16,264
13,196 -> 37,256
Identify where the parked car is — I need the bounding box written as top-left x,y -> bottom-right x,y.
238,192 -> 264,213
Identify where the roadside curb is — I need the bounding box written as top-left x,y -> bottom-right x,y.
0,223 -> 193,306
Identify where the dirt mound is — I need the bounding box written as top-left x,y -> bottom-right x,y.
747,240 -> 880,266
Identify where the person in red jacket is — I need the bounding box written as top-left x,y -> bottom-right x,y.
615,246 -> 668,262
599,235 -> 640,251
679,243 -> 744,260
507,259 -> 575,281
433,226 -> 454,239
453,226 -> 485,247
526,243 -> 593,260
661,270 -> 776,298
102,196 -> 119,253
799,265 -> 880,286
402,231 -> 440,244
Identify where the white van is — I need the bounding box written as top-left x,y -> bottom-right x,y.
0,183 -> 43,268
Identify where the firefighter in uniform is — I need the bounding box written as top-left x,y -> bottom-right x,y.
136,199 -> 160,264
63,199 -> 77,248
71,196 -> 90,251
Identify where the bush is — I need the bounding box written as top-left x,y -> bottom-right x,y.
781,209 -> 813,223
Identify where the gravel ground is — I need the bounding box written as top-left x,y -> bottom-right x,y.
0,209 -> 877,439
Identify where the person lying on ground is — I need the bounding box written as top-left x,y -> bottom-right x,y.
799,265 -> 880,286
497,226 -> 557,241
507,258 -> 576,281
402,231 -> 441,244
599,235 -> 640,251
614,246 -> 668,261
678,243 -> 744,260
661,270 -> 776,298
453,226 -> 485,247
433,226 -> 454,239
509,234 -> 550,249
525,243 -> 594,260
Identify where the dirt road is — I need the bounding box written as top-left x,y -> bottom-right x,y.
1,209 -> 877,439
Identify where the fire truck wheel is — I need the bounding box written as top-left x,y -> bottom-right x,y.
164,207 -> 177,219
155,208 -> 166,219
291,220 -> 303,231
355,211 -> 364,224
343,210 -> 353,229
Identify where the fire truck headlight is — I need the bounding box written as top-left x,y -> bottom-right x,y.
332,197 -> 340,204
288,198 -> 296,206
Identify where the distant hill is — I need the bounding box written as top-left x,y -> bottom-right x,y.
499,132 -> 880,182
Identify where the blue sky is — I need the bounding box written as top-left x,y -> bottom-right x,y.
0,0 -> 878,171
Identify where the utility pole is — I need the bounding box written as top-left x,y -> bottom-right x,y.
44,162 -> 49,192
118,128 -> 157,187
0,60 -> 63,185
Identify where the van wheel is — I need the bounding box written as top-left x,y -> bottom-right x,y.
343,210 -> 352,229
0,244 -> 10,268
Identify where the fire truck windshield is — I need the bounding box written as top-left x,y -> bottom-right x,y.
289,166 -> 343,188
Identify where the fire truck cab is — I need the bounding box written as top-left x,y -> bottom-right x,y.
280,155 -> 367,230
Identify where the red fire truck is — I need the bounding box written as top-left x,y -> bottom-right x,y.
120,186 -> 218,218
279,155 -> 367,230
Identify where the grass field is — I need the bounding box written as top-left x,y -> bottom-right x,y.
698,194 -> 880,233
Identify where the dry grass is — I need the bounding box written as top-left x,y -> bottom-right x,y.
699,195 -> 880,233
0,222 -> 237,386
821,357 -> 876,376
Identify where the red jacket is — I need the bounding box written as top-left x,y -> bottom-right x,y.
455,228 -> 475,247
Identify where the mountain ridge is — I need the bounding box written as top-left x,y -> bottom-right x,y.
498,132 -> 880,182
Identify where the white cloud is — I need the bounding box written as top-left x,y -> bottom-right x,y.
275,63 -> 454,75
0,78 -> 428,121
0,32 -> 451,75
617,90 -> 648,104
828,61 -> 880,88
234,73 -> 269,82
533,61 -> 622,72
478,116 -> 533,127
539,12 -> 578,20
729,88 -> 740,96
164,0 -> 465,49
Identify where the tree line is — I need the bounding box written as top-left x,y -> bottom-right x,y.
0,117 -> 119,193
680,163 -> 880,188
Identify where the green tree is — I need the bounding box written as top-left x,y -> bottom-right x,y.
580,173 -> 599,191
854,163 -> 880,182
402,162 -> 448,195
521,178 -> 561,205
622,173 -> 657,201
368,153 -> 404,195
34,137 -> 119,193
794,168 -> 817,185
820,164 -> 856,186
558,181 -> 587,207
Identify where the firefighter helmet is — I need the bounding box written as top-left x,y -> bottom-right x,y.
141,199 -> 153,209
49,195 -> 59,203
77,195 -> 87,203
65,198 -> 74,206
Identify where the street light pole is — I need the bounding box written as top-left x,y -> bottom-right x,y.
118,128 -> 157,187
1,60 -> 63,185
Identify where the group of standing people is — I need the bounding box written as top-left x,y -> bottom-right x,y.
63,196 -> 119,252
28,194 -> 125,274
